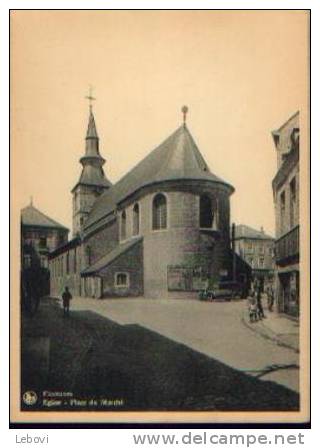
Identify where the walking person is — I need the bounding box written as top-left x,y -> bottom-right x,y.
62,286 -> 72,317
256,287 -> 265,319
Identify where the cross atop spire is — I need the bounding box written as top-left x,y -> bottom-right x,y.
85,85 -> 96,111
181,105 -> 188,127
85,86 -> 98,139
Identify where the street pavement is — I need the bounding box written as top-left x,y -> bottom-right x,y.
71,296 -> 299,393
21,296 -> 300,411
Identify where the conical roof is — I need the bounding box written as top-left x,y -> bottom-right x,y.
21,204 -> 68,230
85,124 -> 234,229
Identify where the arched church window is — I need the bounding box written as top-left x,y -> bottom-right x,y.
121,210 -> 127,240
152,194 -> 167,230
133,203 -> 140,236
200,195 -> 217,229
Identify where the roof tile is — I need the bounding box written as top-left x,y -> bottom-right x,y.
85,125 -> 234,229
21,205 -> 68,230
81,237 -> 142,275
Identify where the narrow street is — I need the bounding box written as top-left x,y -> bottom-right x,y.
21,296 -> 299,412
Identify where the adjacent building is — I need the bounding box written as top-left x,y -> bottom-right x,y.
21,200 -> 69,270
49,106 -> 244,299
233,224 -> 275,291
272,111 -> 299,317
20,201 -> 69,300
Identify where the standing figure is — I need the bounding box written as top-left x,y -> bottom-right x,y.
62,286 -> 72,317
267,286 -> 275,312
252,278 -> 260,294
256,287 -> 265,319
247,290 -> 258,323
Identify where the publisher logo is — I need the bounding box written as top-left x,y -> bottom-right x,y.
23,391 -> 38,406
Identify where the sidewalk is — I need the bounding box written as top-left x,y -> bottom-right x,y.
242,306 -> 299,353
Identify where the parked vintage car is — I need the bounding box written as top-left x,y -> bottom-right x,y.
199,280 -> 246,302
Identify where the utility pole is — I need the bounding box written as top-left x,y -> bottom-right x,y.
231,223 -> 236,282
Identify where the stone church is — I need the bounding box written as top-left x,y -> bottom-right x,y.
49,105 -> 239,299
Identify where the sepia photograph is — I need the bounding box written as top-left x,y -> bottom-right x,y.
10,10 -> 310,424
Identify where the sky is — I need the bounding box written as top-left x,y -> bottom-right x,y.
11,10 -> 309,237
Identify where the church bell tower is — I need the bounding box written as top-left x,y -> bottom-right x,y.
72,94 -> 111,236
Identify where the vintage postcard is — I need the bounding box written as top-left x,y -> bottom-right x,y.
10,10 -> 310,425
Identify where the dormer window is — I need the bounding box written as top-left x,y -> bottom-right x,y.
290,128 -> 299,150
273,133 -> 280,147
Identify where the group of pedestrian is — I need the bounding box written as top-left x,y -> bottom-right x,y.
247,280 -> 274,323
247,290 -> 263,323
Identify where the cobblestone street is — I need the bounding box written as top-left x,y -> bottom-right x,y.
21,296 -> 299,412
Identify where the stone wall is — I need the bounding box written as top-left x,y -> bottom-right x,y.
99,239 -> 143,297
83,219 -> 119,268
115,186 -> 232,298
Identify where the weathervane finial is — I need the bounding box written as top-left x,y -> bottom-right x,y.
85,85 -> 96,112
181,105 -> 188,127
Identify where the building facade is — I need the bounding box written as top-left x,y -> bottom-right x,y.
49,107 -> 242,299
20,202 -> 69,304
233,224 -> 274,291
272,111 -> 299,317
21,201 -> 69,270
